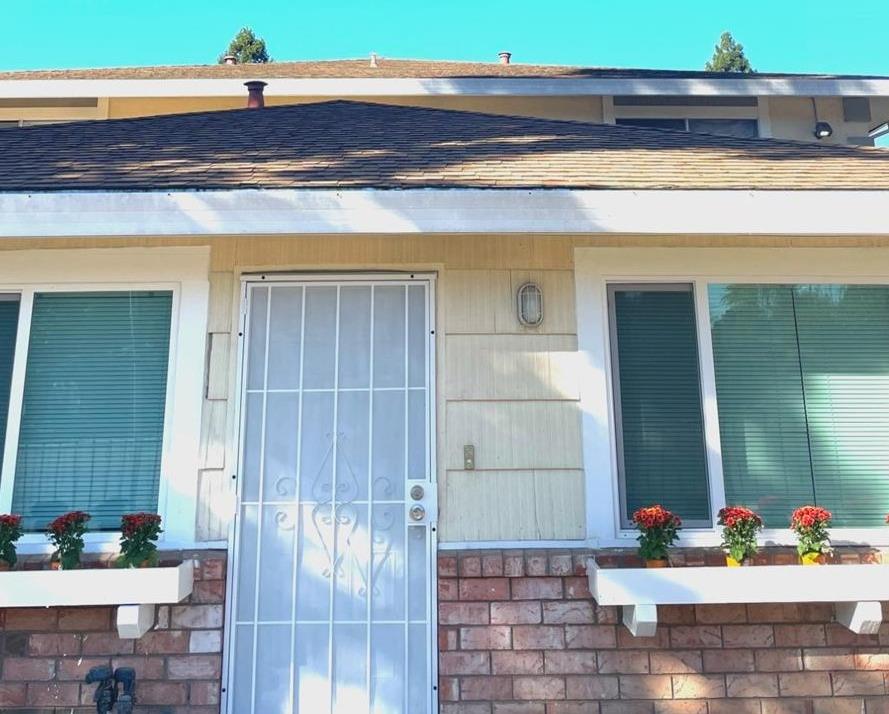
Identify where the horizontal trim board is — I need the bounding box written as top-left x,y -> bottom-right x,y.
2,77 -> 889,98
0,97 -> 98,108
3,189 -> 889,237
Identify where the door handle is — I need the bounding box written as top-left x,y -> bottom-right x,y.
409,505 -> 426,522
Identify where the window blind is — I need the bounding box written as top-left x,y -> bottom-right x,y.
610,286 -> 711,525
11,291 -> 172,531
0,297 -> 19,471
710,284 -> 889,528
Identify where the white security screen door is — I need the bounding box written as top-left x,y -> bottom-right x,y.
226,276 -> 436,714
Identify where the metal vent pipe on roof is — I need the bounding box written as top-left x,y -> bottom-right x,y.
498,51 -> 512,65
222,55 -> 237,65
245,81 -> 267,109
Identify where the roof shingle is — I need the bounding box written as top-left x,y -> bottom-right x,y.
2,100 -> 888,192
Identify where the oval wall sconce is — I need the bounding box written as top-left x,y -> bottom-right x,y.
516,282 -> 544,327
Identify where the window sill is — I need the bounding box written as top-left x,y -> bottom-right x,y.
587,556 -> 889,637
0,561 -> 193,638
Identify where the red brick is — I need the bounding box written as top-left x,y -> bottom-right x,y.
668,626 -> 722,648
722,625 -> 774,648
442,705 -> 490,714
196,557 -> 225,581
601,703 -> 654,714
546,703 -> 598,714
58,606 -> 112,631
565,675 -> 620,700
460,578 -> 511,601
565,625 -> 617,649
81,632 -> 135,655
2,657 -> 55,680
3,608 -> 58,631
813,698 -> 869,714
441,602 -> 491,625
192,579 -> 226,603
649,651 -> 703,675
496,704 -> 545,714
137,681 -> 189,706
459,555 -> 482,577
482,553 -> 504,577
492,651 -> 545,675
189,629 -> 223,653
711,701 -> 763,714
167,654 -> 222,679
761,700 -> 813,714
549,554 -> 574,576
543,601 -> 594,625
725,673 -> 780,697
26,682 -> 80,706
513,578 -> 563,600
655,702 -> 708,714
504,552 -> 525,577
57,657 -> 110,681
513,625 -> 565,650
190,681 -> 221,706
460,676 -> 513,701
461,626 -> 512,650
171,604 -> 224,629
440,676 -> 460,701
747,603 -> 804,623
830,671 -> 886,696
491,601 -> 541,625
440,578 -> 459,601
774,624 -> 827,647
660,606 -> 697,626
440,627 -> 458,651
702,649 -> 755,673
695,604 -> 747,624
28,632 -> 81,656
564,577 -> 591,600
514,676 -> 566,700
825,623 -> 879,647
439,555 -> 458,577
546,651 -> 598,675
526,555 -> 548,577
855,651 -> 889,670
618,674 -> 673,699
617,627 -> 670,649
803,647 -> 855,671
778,671 -> 832,696
671,674 -> 726,699
0,683 -> 27,707
112,655 -> 166,679
755,648 -> 803,672
598,651 -> 650,674
440,652 -> 491,676
595,606 -> 619,625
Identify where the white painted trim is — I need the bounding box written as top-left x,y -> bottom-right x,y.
438,539 -> 586,550
4,189 -> 889,238
757,96 -> 773,138
576,247 -> 889,549
0,247 -> 209,548
2,77 -> 889,98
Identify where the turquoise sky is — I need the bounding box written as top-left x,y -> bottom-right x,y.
5,0 -> 888,75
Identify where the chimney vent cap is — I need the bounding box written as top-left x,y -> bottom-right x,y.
244,80 -> 267,109
222,54 -> 237,65
498,51 -> 512,65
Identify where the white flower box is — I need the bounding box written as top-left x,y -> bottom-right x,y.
587,557 -> 889,637
0,561 -> 194,638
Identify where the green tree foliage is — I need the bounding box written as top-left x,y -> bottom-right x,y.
219,27 -> 271,64
705,32 -> 754,73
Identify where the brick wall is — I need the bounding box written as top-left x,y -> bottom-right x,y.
0,550 -> 226,713
438,550 -> 889,714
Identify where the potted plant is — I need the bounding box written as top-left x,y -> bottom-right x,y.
47,511 -> 90,570
631,505 -> 681,567
718,506 -> 763,566
0,514 -> 24,571
790,505 -> 832,565
118,513 -> 163,568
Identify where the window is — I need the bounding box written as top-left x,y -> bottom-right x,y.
616,117 -> 759,139
1,291 -> 173,531
0,296 -> 19,470
710,284 -> 889,527
608,285 -> 710,526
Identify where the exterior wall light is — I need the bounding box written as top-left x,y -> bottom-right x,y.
814,121 -> 834,140
517,282 -> 543,327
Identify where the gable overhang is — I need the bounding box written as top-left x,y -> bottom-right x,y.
1,189 -> 888,238
3,77 -> 889,99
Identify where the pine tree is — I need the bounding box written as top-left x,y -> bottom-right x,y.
219,27 -> 271,64
705,32 -> 754,73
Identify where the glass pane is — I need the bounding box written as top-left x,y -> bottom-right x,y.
333,502 -> 369,623
267,286 -> 303,390
336,391 -> 369,503
230,624 -> 255,713
372,390 -> 405,500
407,525 -> 427,621
615,117 -> 686,131
295,502 -> 332,622
303,286 -> 338,389
709,285 -> 814,526
235,504 -> 258,621
688,118 -> 759,138
407,285 -> 426,388
12,291 -> 171,530
611,287 -> 710,524
299,392 -> 335,502
263,393 -> 300,502
247,286 -> 268,390
0,296 -> 20,471
254,624 -> 292,711
373,286 -> 406,389
408,623 -> 428,714
408,390 -> 427,480
370,504 -> 405,621
794,285 -> 889,526
371,624 -> 405,714
294,624 -> 329,713
338,286 -> 372,389
258,505 -> 297,621
333,624 -> 367,714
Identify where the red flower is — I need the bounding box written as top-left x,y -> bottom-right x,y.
48,511 -> 91,535
790,506 -> 831,530
120,513 -> 162,538
632,505 -> 682,530
718,506 -> 763,529
0,514 -> 22,529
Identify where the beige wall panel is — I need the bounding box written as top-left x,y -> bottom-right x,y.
205,333 -> 230,401
196,469 -> 233,541
441,270 -> 511,333
445,334 -> 580,400
207,271 -> 235,332
445,401 -> 582,471
200,399 -> 229,471
440,469 -> 584,541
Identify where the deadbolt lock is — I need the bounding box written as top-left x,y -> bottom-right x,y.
410,485 -> 425,501
409,505 -> 426,521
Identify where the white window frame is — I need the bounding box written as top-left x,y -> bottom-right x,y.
0,247 -> 209,552
576,246 -> 889,548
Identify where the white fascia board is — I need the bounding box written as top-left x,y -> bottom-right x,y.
3,77 -> 889,98
2,189 -> 889,238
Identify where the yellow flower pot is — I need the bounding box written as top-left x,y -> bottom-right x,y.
725,556 -> 743,567
800,552 -> 823,566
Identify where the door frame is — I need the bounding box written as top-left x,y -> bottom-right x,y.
221,271 -> 439,714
